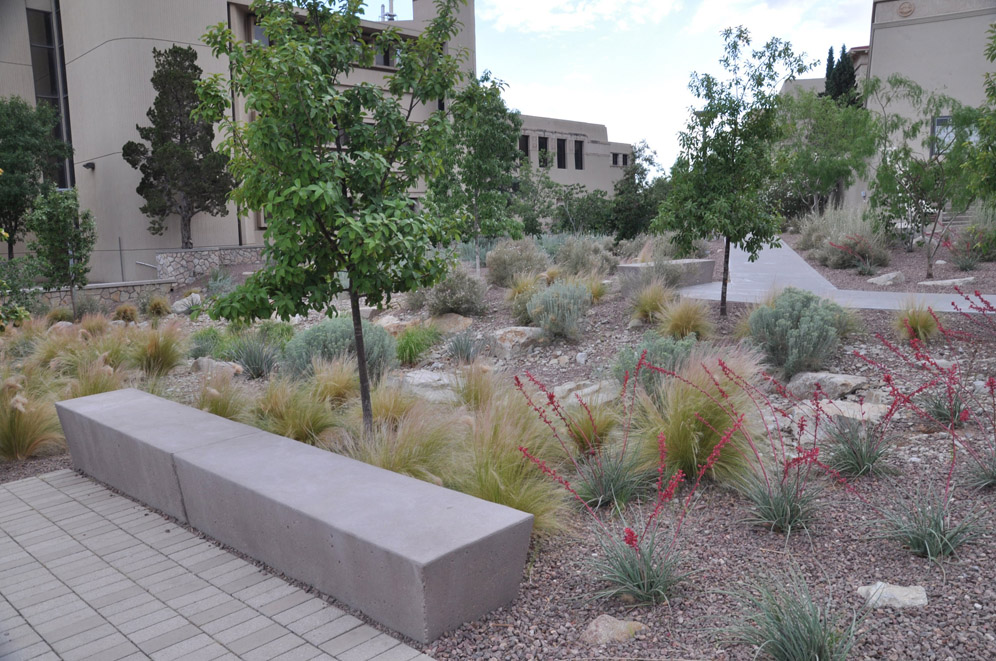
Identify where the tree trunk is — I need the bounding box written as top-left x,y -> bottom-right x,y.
720,236 -> 731,317
6,239 -> 13,261
181,211 -> 193,250
473,198 -> 480,279
349,288 -> 374,437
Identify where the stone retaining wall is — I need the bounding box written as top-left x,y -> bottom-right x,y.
40,279 -> 176,309
156,246 -> 263,286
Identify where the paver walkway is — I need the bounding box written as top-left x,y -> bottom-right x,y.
0,470 -> 432,661
679,241 -> 990,311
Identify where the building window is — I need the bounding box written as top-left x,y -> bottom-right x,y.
375,45 -> 395,67
931,115 -> 953,156
611,153 -> 619,166
518,135 -> 529,159
27,5 -> 73,189
538,136 -> 549,166
437,98 -> 445,111
622,153 -> 629,167
574,140 -> 584,170
556,138 -> 567,169
248,15 -> 270,46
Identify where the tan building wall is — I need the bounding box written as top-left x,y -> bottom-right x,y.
517,115 -> 629,193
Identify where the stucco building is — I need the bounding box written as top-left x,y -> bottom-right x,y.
0,0 -> 628,283
517,115 -> 631,191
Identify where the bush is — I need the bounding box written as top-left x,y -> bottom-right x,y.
748,288 -> 844,378
725,569 -> 862,661
130,323 -> 185,378
507,273 -> 543,325
527,282 -> 592,340
146,295 -> 171,319
574,447 -> 654,510
0,382 -> 63,461
283,316 -> 396,379
46,307 -> 72,325
423,268 -> 486,317
396,324 -> 441,366
448,332 -> 487,365
592,517 -> 687,605
72,295 -> 102,320
0,256 -> 41,319
611,332 -> 696,393
739,468 -> 822,535
824,417 -> 894,478
257,320 -> 295,348
206,268 -> 236,298
894,300 -> 938,342
554,235 -> 619,275
189,327 -> 227,359
816,233 -> 890,271
634,343 -> 763,482
485,239 -> 550,287
659,298 -> 712,339
874,484 -> 982,561
629,280 -> 673,323
112,304 -> 139,323
224,329 -> 280,379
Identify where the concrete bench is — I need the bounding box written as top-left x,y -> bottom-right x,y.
56,389 -> 533,643
618,258 -> 715,295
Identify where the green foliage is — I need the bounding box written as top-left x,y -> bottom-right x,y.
659,298 -> 712,339
257,319 -> 295,348
447,332 -> 486,365
725,569 -> 862,661
609,141 -> 669,240
0,95 -> 72,259
421,268 -> 487,317
189,326 -> 226,359
552,186 -> 614,235
283,317 -> 396,380
554,235 -> 618,275
206,268 -> 236,298
122,46 -> 233,249
611,332 -> 696,393
73,295 -> 103,320
199,0 -> 464,434
655,27 -> 809,314
428,72 -> 523,276
25,190 -> 97,312
739,469 -> 821,535
748,288 -> 843,378
920,390 -> 967,429
396,325 -> 442,366
573,449 -> 655,510
509,160 -> 556,236
824,43 -> 859,104
527,282 -> 592,340
592,518 -> 688,605
507,272 -> 544,325
874,484 -> 982,561
224,329 -> 280,379
971,26 -> 996,201
894,300 -> 938,342
825,417 -> 894,478
814,232 -> 890,271
0,255 -> 40,327
485,238 -> 550,287
564,400 -> 619,455
866,75 -> 978,276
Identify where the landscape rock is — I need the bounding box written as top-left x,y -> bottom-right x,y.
867,271 -> 905,287
396,369 -> 458,403
429,313 -> 472,335
358,306 -> 377,320
576,352 -> 588,365
858,582 -> 928,609
918,277 -> 974,287
494,327 -> 545,358
374,314 -> 418,336
191,357 -> 243,379
581,614 -> 647,645
787,372 -> 868,400
47,321 -> 74,334
788,400 -> 891,437
171,292 -> 201,314
553,379 -> 619,406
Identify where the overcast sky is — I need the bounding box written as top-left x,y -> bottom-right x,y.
367,1 -> 874,170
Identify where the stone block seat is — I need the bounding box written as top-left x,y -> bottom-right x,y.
56,389 -> 533,643
617,258 -> 715,294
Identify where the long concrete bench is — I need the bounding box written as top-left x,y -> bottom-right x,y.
618,258 -> 716,295
55,389 -> 533,643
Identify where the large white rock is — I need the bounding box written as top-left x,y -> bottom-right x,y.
171,293 -> 201,314
918,277 -> 974,287
191,357 -> 243,379
429,313 -> 472,335
554,379 -> 620,406
857,582 -> 928,608
867,271 -> 905,287
787,400 -> 890,439
787,372 -> 868,400
580,614 -> 647,645
398,370 -> 459,403
374,314 -> 418,336
494,326 -> 545,358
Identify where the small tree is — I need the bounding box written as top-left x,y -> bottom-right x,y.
122,45 -> 234,249
429,71 -> 522,277
552,185 -> 613,234
824,43 -> 858,105
198,0 -> 465,435
609,140 -> 668,240
26,189 -> 97,320
775,89 -> 878,213
867,75 -> 978,278
655,26 -> 809,316
510,159 -> 556,235
0,96 -> 72,259
970,24 -> 996,201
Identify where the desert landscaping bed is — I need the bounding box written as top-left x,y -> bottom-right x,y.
2,245 -> 996,660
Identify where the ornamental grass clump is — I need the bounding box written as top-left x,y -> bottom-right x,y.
629,280 -> 673,323
197,370 -> 250,422
67,355 -> 123,399
873,483 -> 982,562
658,297 -> 712,339
0,377 -> 64,461
611,332 -> 696,394
748,287 -> 844,378
130,323 -> 185,378
396,324 -> 441,366
447,332 -> 487,365
527,282 -> 591,340
554,235 -> 618,275
894,300 -> 938,342
255,379 -> 337,446
307,357 -> 359,407
224,329 -> 280,379
824,417 -> 894,478
725,569 -> 863,661
507,272 -> 544,325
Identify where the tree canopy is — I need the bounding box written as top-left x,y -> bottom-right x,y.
122,45 -> 234,249
971,24 -> 996,201
655,26 -> 809,315
0,96 -> 72,259
197,0 -> 466,433
608,140 -> 668,240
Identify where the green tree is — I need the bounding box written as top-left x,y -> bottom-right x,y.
0,96 -> 72,259
26,189 -> 97,320
510,159 -> 556,235
429,71 -> 522,276
867,75 -> 978,278
122,45 -> 234,250
198,0 -> 465,435
970,24 -> 996,201
775,89 -> 878,213
609,140 -> 668,240
825,44 -> 858,104
552,185 -> 613,234
654,26 -> 809,316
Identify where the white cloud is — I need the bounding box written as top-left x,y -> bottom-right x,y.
479,0 -> 681,33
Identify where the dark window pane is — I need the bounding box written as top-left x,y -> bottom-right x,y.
519,135 -> 529,157
27,10 -> 53,46
556,138 -> 566,169
622,154 -> 629,166
31,46 -> 57,97
574,140 -> 583,170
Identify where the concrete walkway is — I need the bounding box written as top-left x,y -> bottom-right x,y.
679,242 -> 986,311
0,470 -> 431,661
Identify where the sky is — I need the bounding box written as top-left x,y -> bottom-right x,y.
366,0 -> 875,171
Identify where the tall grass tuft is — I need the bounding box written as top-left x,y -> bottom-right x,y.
659,298 -> 713,339
873,484 -> 982,561
255,379 -> 337,446
0,379 -> 64,460
308,357 -> 360,407
67,355 -> 123,399
224,329 -> 280,379
824,417 -> 894,477
456,363 -> 498,411
396,324 -> 441,366
197,371 -> 250,422
79,314 -> 110,337
507,273 -> 544,325
447,332 -> 487,365
130,323 -> 186,378
564,400 -> 619,454
894,300 -> 938,342
629,280 -> 673,323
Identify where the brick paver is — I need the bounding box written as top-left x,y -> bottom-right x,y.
0,471 -> 430,661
